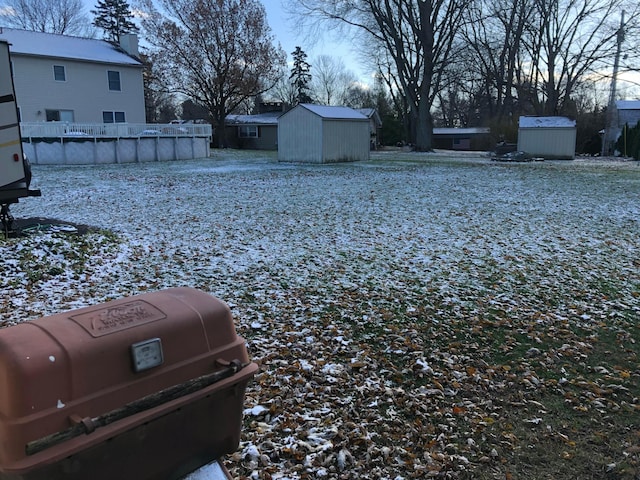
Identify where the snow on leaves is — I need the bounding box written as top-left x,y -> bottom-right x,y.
2,152 -> 639,478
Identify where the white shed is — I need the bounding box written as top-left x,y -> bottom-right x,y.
517,116 -> 576,159
278,104 -> 370,163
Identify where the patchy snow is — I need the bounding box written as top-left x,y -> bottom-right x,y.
226,112 -> 282,125
519,116 -> 576,128
2,150 -> 640,478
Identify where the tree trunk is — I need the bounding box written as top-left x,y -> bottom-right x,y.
414,96 -> 433,151
214,114 -> 227,148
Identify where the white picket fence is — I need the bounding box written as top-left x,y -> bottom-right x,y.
20,122 -> 212,165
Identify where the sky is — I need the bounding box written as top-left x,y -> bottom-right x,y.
261,1 -> 372,82
79,0 -> 372,84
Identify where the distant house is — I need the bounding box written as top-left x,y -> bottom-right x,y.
224,106 -> 283,150
278,104 -> 370,163
0,27 -> 145,124
517,116 -> 576,159
432,127 -> 491,151
616,100 -> 640,129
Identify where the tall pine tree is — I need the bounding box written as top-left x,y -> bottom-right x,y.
91,0 -> 138,42
290,47 -> 313,105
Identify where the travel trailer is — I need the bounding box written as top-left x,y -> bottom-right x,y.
0,39 -> 40,232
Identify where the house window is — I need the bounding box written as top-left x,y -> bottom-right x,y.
53,65 -> 66,81
238,125 -> 258,138
103,111 -> 126,123
107,70 -> 121,91
46,109 -> 74,122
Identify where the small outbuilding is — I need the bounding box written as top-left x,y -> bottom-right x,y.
433,127 -> 492,151
356,108 -> 383,149
278,104 -> 370,163
517,116 -> 576,159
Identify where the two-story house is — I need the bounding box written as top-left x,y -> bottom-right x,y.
0,27 -> 145,124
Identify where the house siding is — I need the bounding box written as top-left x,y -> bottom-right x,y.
224,125 -> 278,150
258,125 -> 279,150
618,109 -> 640,128
12,56 -> 145,123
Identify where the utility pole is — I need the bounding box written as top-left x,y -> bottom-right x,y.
602,11 -> 625,156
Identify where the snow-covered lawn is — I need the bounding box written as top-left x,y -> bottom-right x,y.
2,150 -> 639,479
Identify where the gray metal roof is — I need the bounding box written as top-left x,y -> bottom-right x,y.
519,116 -> 576,128
433,127 -> 490,135
0,27 -> 142,66
225,111 -> 282,126
616,100 -> 640,110
300,104 -> 368,120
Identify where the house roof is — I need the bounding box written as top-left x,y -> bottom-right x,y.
299,104 -> 368,120
357,108 -> 383,127
0,27 -> 142,66
616,100 -> 640,110
519,116 -> 576,128
225,111 -> 282,126
433,127 -> 490,136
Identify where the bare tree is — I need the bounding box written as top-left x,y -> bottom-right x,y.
138,0 -> 286,147
461,0 -> 532,124
0,0 -> 93,35
139,52 -> 178,123
310,55 -> 358,106
266,66 -> 298,106
521,0 -> 634,116
463,0 -> 640,119
288,0 -> 472,151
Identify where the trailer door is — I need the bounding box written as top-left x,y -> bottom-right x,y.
0,40 -> 26,188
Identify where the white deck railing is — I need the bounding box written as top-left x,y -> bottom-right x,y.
20,122 -> 212,139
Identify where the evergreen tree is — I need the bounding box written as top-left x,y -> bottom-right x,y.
290,46 -> 313,104
616,123 -> 640,160
91,0 -> 138,42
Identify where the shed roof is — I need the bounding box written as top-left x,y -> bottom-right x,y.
616,100 -> 640,110
519,116 -> 576,128
300,104 -> 368,120
357,108 -> 383,127
226,111 -> 282,126
0,27 -> 142,66
433,127 -> 490,136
